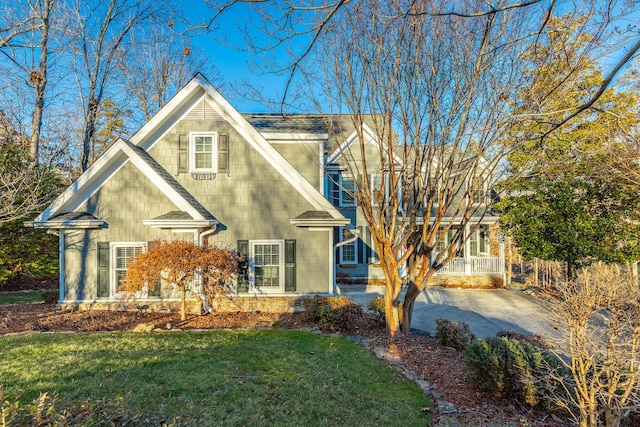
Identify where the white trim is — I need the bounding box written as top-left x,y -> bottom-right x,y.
249,239 -> 285,293
260,132 -> 328,141
327,124 -> 403,165
109,242 -> 147,297
289,217 -> 350,227
189,131 -> 218,173
328,228 -> 335,294
59,232 -> 65,303
338,227 -> 358,265
193,75 -> 344,220
339,175 -> 356,207
35,74 -> 344,225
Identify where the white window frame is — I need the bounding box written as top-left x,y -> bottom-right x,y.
340,175 -> 356,207
250,240 -> 285,293
371,173 -> 389,207
339,227 -> 358,264
470,225 -> 491,257
109,242 -> 147,297
189,131 -> 218,173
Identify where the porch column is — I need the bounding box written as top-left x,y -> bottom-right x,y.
59,231 -> 65,303
499,236 -> 506,285
464,224 -> 471,275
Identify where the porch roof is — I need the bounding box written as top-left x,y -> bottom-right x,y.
26,211 -> 106,229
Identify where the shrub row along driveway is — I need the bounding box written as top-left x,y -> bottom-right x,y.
342,286 -> 561,339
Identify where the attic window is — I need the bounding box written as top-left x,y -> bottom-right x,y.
190,132 -> 218,173
178,132 -> 229,176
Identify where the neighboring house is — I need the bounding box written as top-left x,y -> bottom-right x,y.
28,74 -> 504,313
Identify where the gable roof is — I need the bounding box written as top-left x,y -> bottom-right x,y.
29,139 -> 218,228
30,74 -> 347,229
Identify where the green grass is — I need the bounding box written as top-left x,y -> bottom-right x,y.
0,291 -> 43,304
0,330 -> 432,426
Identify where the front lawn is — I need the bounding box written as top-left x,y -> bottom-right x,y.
0,291 -> 43,304
0,330 -> 431,426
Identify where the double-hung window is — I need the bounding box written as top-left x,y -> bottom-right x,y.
340,176 -> 356,207
251,240 -> 284,292
339,227 -> 358,264
190,132 -> 218,173
110,242 -> 146,296
470,225 -> 490,257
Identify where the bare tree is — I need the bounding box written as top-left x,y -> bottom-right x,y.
0,0 -> 56,161
117,25 -> 223,125
233,1 -> 639,341
309,1 -> 535,339
549,264 -> 640,427
64,0 -> 169,171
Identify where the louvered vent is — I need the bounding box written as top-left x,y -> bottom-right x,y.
184,100 -> 222,121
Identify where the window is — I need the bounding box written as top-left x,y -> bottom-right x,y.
251,240 -> 284,292
110,242 -> 146,296
470,225 -> 490,257
339,227 -> 358,264
371,174 -> 384,207
435,227 -> 464,258
340,176 -> 356,207
190,132 -> 218,173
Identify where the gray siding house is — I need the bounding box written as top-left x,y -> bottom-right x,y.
29,74 -> 503,312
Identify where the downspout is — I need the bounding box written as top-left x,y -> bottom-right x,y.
198,225 -> 218,247
198,225 -> 218,314
333,228 -> 360,295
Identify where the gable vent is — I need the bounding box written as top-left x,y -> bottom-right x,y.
184,99 -> 222,121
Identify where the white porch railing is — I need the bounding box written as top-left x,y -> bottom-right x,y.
435,256 -> 503,275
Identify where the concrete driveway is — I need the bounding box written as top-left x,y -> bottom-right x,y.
341,285 -> 561,339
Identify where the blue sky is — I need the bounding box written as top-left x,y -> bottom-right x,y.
183,2 -> 291,112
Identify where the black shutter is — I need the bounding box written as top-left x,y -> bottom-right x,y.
218,133 -> 229,173
97,242 -> 109,298
237,240 -> 249,292
178,133 -> 188,173
147,241 -> 161,297
285,240 -> 296,292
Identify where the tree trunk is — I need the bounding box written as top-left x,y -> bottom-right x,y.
384,284 -> 400,342
181,286 -> 186,321
81,100 -> 99,172
401,282 -> 421,336
30,0 -> 52,162
533,258 -> 539,287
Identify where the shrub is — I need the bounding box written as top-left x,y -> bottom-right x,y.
465,336 -> 562,407
41,289 -> 59,304
301,295 -> 364,333
366,296 -> 386,327
435,318 -> 476,350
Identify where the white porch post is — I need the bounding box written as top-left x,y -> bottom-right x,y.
59,231 -> 65,303
500,237 -> 506,285
464,224 -> 471,275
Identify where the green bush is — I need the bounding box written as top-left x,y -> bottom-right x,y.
367,296 -> 386,327
301,295 -> 364,333
0,219 -> 58,286
435,318 -> 476,350
464,336 -> 561,407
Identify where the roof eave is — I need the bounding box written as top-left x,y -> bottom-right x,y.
142,219 -> 219,229
26,219 -> 107,229
290,218 -> 350,227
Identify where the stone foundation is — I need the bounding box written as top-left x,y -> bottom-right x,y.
59,296 -> 305,314
429,275 -> 504,289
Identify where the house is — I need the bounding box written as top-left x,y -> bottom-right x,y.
28,74 -> 504,313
